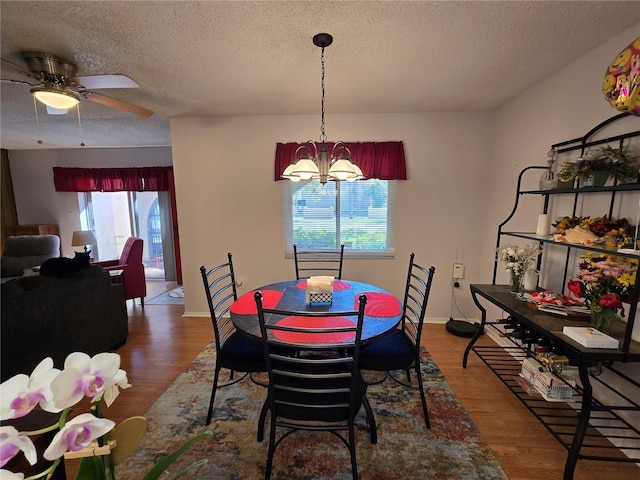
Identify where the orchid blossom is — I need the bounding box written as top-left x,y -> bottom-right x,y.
0,470 -> 24,480
0,358 -> 61,421
43,413 -> 115,461
50,352 -> 127,409
0,426 -> 36,468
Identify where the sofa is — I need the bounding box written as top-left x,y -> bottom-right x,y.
1,234 -> 61,278
1,265 -> 128,381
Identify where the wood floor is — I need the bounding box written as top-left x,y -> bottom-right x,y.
65,281 -> 640,479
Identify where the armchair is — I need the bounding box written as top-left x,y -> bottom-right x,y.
94,236 -> 147,306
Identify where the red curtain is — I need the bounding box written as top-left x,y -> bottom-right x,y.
274,141 -> 407,181
53,167 -> 173,192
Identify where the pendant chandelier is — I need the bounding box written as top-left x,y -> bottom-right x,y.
282,33 -> 364,185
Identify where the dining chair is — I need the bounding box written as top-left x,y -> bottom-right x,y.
254,290 -> 374,480
293,243 -> 344,279
358,253 -> 436,429
199,253 -> 266,425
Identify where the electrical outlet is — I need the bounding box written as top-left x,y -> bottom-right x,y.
453,263 -> 465,279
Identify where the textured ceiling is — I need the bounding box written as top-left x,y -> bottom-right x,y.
1,1 -> 639,150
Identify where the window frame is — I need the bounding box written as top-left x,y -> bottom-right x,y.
283,179 -> 397,259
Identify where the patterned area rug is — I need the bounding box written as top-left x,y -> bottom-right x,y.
116,344 -> 508,479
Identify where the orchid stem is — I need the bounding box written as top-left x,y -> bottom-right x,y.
20,409 -> 69,436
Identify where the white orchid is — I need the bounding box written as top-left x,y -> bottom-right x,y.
0,358 -> 62,420
50,352 -> 126,409
43,413 -> 115,461
0,426 -> 36,468
0,470 -> 24,479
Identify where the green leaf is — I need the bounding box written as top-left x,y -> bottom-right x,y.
142,431 -> 212,480
76,456 -> 108,480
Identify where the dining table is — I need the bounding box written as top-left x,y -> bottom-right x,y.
229,279 -> 404,344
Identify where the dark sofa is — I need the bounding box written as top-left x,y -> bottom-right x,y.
1,265 -> 128,381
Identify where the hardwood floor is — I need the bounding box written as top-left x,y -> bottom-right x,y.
65,282 -> 640,479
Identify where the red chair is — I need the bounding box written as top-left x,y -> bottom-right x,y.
94,237 -> 147,307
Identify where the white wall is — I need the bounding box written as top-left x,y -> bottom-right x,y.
171,112 -> 493,317
7,147 -> 172,257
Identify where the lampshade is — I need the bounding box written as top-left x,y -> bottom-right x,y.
71,230 -> 97,249
31,85 -> 80,109
282,33 -> 365,185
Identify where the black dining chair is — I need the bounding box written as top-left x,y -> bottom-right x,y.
199,253 -> 266,425
293,243 -> 345,279
254,291 -> 374,480
358,253 -> 436,429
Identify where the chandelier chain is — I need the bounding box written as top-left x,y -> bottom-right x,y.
320,46 -> 326,143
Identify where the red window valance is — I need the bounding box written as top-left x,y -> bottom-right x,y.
274,141 -> 407,181
53,167 -> 173,192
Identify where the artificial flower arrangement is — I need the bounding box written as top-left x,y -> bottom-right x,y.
0,352 -> 211,480
557,145 -> 640,184
497,243 -> 543,292
566,253 -> 638,333
552,215 -> 635,247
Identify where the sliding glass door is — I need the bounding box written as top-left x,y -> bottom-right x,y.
79,191 -> 176,281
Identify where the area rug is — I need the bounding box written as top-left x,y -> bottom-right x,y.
116,344 -> 508,480
145,286 -> 184,305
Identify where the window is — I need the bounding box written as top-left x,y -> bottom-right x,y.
283,179 -> 396,257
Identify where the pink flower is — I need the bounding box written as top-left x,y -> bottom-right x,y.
51,353 -> 126,409
43,413 -> 115,460
0,358 -> 61,420
0,426 -> 36,468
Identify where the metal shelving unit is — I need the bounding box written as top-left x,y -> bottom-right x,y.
465,115 -> 640,480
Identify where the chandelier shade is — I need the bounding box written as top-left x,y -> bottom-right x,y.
282,33 -> 365,185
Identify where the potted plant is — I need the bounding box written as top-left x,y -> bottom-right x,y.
558,145 -> 639,187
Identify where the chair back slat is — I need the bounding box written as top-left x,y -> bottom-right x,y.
293,243 -> 345,280
255,291 -> 367,425
200,253 -> 238,348
400,254 -> 435,352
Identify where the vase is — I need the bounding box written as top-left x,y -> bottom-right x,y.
582,170 -> 610,187
590,307 -> 616,334
510,271 -> 522,293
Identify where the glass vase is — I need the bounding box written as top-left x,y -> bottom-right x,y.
590,307 -> 616,334
539,148 -> 558,190
510,271 -> 522,293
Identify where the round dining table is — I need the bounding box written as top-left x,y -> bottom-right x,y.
230,279 -> 404,344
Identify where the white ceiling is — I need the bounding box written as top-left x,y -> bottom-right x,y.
1,1 -> 639,150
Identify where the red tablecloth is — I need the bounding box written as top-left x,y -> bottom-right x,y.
274,316 -> 356,343
296,279 -> 351,291
356,292 -> 402,317
230,290 -> 284,314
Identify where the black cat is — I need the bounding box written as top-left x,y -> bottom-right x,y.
40,251 -> 91,278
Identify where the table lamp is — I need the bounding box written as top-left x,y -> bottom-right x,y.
71,230 -> 97,253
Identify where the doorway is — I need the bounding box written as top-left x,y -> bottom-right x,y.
79,191 -> 176,281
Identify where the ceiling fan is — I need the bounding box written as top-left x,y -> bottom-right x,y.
1,51 -> 153,117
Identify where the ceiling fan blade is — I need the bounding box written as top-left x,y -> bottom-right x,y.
1,57 -> 38,80
82,91 -> 153,117
74,74 -> 140,90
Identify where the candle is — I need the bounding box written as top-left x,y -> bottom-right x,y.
536,214 -> 549,236
523,269 -> 539,291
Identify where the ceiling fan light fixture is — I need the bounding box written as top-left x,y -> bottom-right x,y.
31,84 -> 80,109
